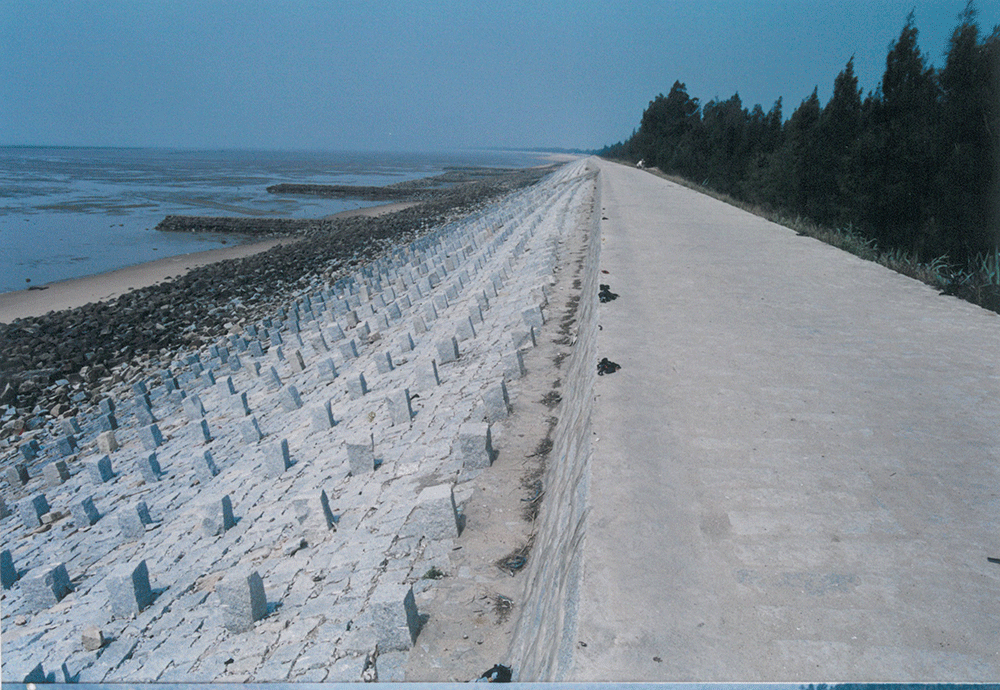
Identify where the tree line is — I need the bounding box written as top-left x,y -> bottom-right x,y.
600,4 -> 999,268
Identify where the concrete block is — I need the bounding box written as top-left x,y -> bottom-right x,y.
405,484 -> 461,539
386,388 -> 413,426
56,435 -> 78,457
241,416 -> 264,444
412,315 -> 427,335
203,495 -> 236,536
43,460 -> 70,487
107,560 -> 154,618
132,381 -> 148,395
436,336 -> 460,364
230,391 -> 251,416
95,412 -> 118,431
196,450 -> 219,482
347,373 -> 368,400
397,332 -> 415,353
139,453 -> 162,483
61,416 -> 83,436
318,358 -> 338,381
249,341 -> 265,357
356,321 -> 371,340
195,419 -> 213,443
70,496 -> 101,527
310,401 -> 336,432
455,316 -> 476,342
469,304 -> 483,324
19,494 -> 49,529
217,376 -> 236,395
133,399 -> 156,425
279,385 -> 303,412
6,463 -> 30,486
98,397 -> 116,415
217,568 -> 267,632
502,350 -> 526,380
18,440 -> 39,461
328,323 -> 346,341
423,303 -> 438,322
97,430 -> 119,454
511,327 -> 536,350
289,349 -> 306,373
81,626 -> 105,651
339,339 -> 359,360
522,305 -> 545,328
139,424 -> 163,451
375,351 -> 394,374
87,454 -> 114,484
481,381 -> 511,422
265,365 -> 282,390
265,439 -> 290,476
0,496 -> 8,519
229,353 -> 243,371
119,501 -> 153,540
347,438 -> 375,475
311,334 -> 329,352
458,423 -> 495,469
22,563 -> 72,611
371,583 -> 420,651
320,489 -> 338,530
1,549 -> 17,589
183,394 -> 206,421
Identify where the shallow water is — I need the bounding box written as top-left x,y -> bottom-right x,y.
0,147 -> 544,293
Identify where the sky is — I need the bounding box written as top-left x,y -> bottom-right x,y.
2,0 -> 998,152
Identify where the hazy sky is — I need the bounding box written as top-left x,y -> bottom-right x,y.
2,0 -> 997,152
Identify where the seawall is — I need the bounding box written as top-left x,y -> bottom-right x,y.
506,158 -> 602,680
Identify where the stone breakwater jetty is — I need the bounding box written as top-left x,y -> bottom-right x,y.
0,159 -> 597,682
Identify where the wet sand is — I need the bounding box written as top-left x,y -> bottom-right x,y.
0,202 -> 414,323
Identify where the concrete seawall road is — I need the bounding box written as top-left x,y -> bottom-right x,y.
564,159 -> 999,680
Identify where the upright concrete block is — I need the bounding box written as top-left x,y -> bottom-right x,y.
375,351 -> 394,374
217,376 -> 237,395
436,337 -> 460,364
6,463 -> 30,486
138,453 -> 162,483
455,316 -> 476,342
183,395 -> 205,421
196,450 -> 219,482
347,373 -> 368,400
43,460 -> 70,487
371,583 -> 420,651
289,349 -> 306,373
107,560 -> 154,618
481,381 -> 511,422
241,416 -> 264,444
98,397 -> 116,415
265,366 -> 282,391
139,424 -> 163,451
88,454 -> 115,483
265,439 -> 290,476
18,440 -> 39,461
19,494 -> 49,529
347,438 -> 375,475
522,305 -> 545,328
60,417 -> 83,436
328,323 -> 346,341
0,496 -> 8,519
339,339 -> 359,360
203,495 -> 236,536
249,341 -> 265,357
230,391 -> 251,416
195,419 -> 213,443
1,549 -> 18,589
22,563 -> 72,611
70,496 -> 100,527
229,354 -> 243,372
311,334 -> 330,353
397,333 -> 415,353
405,484 -> 461,539
502,350 -> 526,380
318,358 -> 338,381
279,385 -> 303,412
95,413 -> 118,432
97,430 -> 119,454
320,489 -> 338,530
217,569 -> 267,632
133,399 -> 156,425
386,388 -> 414,426
310,401 -> 336,432
56,435 -> 78,457
458,423 -> 495,469
119,501 -> 153,540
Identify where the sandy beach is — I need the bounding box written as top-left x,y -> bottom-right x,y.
0,202 -> 418,324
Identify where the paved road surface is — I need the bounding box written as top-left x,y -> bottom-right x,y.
572,159 -> 1000,681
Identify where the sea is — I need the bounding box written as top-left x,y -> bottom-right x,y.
0,147 -> 549,295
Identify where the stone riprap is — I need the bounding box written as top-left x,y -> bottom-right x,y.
0,159 -> 595,682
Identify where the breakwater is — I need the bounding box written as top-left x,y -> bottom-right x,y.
1,159 -> 597,682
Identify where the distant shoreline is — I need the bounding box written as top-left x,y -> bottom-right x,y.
0,201 -> 417,323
